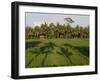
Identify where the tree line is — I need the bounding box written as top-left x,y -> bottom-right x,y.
25,18 -> 89,39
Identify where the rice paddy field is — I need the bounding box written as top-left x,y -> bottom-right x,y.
25,38 -> 89,68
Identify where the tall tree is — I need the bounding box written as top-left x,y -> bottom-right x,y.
25,26 -> 34,39
34,25 -> 40,38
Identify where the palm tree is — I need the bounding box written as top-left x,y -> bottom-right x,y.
66,24 -> 72,38
64,17 -> 75,38
34,25 -> 40,38
83,26 -> 89,38
73,25 -> 80,38
49,22 -> 55,28
25,26 -> 34,39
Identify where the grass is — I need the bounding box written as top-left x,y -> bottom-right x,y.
25,38 -> 89,68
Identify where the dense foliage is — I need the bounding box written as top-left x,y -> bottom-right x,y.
25,18 -> 89,39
